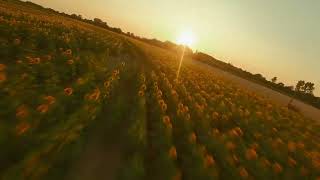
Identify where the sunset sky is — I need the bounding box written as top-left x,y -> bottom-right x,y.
26,0 -> 320,96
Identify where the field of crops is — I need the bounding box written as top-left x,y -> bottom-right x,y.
1,1 -> 320,180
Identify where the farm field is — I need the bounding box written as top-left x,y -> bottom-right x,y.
188,59 -> 320,122
0,1 -> 320,180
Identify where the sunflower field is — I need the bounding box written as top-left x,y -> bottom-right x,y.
0,1 -> 320,180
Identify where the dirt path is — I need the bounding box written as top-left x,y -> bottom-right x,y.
187,58 -> 320,122
66,119 -> 124,180
65,61 -> 140,180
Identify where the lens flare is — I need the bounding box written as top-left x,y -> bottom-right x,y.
176,46 -> 186,79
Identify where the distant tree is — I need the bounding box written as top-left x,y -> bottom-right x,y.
254,74 -> 266,81
304,82 -> 315,94
295,80 -> 305,92
286,86 -> 294,91
112,28 -> 122,33
93,18 -> 108,28
93,18 -> 103,24
71,14 -> 82,20
271,77 -> 277,83
278,82 -> 285,87
126,32 -> 135,37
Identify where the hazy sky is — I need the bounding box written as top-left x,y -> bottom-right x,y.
26,0 -> 320,96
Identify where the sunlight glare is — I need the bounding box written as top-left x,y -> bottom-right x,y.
176,30 -> 195,47
176,46 -> 186,79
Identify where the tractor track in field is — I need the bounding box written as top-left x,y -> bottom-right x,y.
66,63 -> 139,180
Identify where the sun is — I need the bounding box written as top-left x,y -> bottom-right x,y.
176,30 -> 195,47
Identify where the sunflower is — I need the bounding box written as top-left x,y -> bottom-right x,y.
288,141 -> 296,152
211,128 -> 220,136
158,99 -> 165,107
0,72 -> 6,83
313,159 -> 320,170
37,104 -> 49,114
86,88 -> 101,101
157,90 -> 162,98
272,162 -> 283,174
64,87 -> 73,96
296,141 -> 305,149
77,78 -> 85,85
15,121 -> 31,136
169,146 -> 177,160
161,103 -> 167,112
67,59 -> 74,65
0,63 -> 6,71
189,132 -> 197,144
140,84 -> 147,91
260,157 -> 271,168
204,154 -> 215,168
64,49 -> 72,56
212,112 -> 219,120
239,167 -> 249,178
226,141 -> 236,151
104,81 -> 111,89
28,57 -> 41,64
13,38 -> 21,45
43,96 -> 56,105
288,157 -> 297,167
234,127 -> 243,136
16,105 -> 29,119
245,148 -> 258,160
138,90 -> 144,97
162,116 -> 171,125
250,142 -> 259,150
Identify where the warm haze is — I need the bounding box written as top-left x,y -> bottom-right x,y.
24,0 -> 320,96
2,1 -> 320,179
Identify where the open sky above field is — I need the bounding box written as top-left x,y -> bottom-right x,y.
25,0 -> 320,96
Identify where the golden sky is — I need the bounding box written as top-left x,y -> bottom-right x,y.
27,0 -> 320,95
